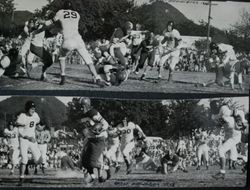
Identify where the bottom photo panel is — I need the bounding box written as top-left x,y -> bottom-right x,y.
0,96 -> 249,188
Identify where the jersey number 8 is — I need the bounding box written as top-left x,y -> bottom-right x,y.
29,121 -> 35,128
63,11 -> 77,19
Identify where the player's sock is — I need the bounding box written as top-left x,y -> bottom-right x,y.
34,166 -> 38,175
232,161 -> 237,169
24,165 -> 29,175
18,176 -> 24,186
60,75 -> 65,85
106,169 -> 111,180
220,157 -> 226,170
228,159 -> 232,170
168,73 -> 173,82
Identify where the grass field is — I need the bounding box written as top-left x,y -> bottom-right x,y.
0,63 -> 249,94
0,165 -> 247,188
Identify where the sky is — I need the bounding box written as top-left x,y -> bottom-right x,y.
14,0 -> 250,29
14,0 -> 250,30
136,0 -> 250,30
14,0 -> 48,12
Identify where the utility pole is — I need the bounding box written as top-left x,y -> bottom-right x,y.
206,0 -> 212,55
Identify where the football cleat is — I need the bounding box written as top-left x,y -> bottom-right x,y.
18,176 -> 24,186
98,177 -> 106,183
140,74 -> 146,80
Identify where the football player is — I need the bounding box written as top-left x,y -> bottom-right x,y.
158,21 -> 182,81
19,19 -> 35,69
79,97 -> 109,183
110,21 -> 133,67
16,101 -> 42,185
116,117 -> 146,174
104,123 -> 121,177
209,42 -> 246,90
158,149 -> 187,174
0,48 -> 11,77
212,105 -> 243,180
4,121 -> 20,175
39,1 -> 102,85
195,129 -> 210,170
35,121 -> 51,174
132,32 -> 158,78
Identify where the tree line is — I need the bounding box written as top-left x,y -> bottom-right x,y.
0,0 -> 249,53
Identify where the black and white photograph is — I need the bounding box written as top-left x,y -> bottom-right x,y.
0,95 -> 248,187
0,0 -> 249,93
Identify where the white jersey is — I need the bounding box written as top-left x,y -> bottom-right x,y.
4,127 -> 19,147
219,105 -> 241,141
117,122 -> 143,145
56,150 -> 67,158
130,30 -> 144,46
53,9 -> 80,39
196,131 -> 209,146
16,112 -> 40,138
107,127 -> 120,146
176,139 -> 186,150
162,29 -> 181,49
218,43 -> 237,63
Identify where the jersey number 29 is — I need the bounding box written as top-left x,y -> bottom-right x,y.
63,11 -> 77,19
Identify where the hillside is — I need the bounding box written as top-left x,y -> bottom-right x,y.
10,0 -> 228,43
13,10 -> 33,26
0,97 -> 67,134
133,0 -> 189,34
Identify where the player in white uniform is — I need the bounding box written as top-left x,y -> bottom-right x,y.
212,105 -> 242,180
16,101 -> 42,185
4,121 -> 20,175
0,48 -> 11,77
209,42 -> 244,90
52,32 -> 63,63
158,21 -> 182,81
105,124 -> 121,173
116,117 -> 146,174
19,19 -> 35,69
35,121 -> 51,174
40,1 -> 102,85
79,97 -> 110,182
195,129 -> 210,170
130,24 -> 147,71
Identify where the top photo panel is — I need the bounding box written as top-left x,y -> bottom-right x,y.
0,0 -> 249,94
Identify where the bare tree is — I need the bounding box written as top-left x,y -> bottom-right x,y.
232,8 -> 250,39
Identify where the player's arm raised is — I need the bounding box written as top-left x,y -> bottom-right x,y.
135,124 -> 146,139
39,10 -> 62,27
